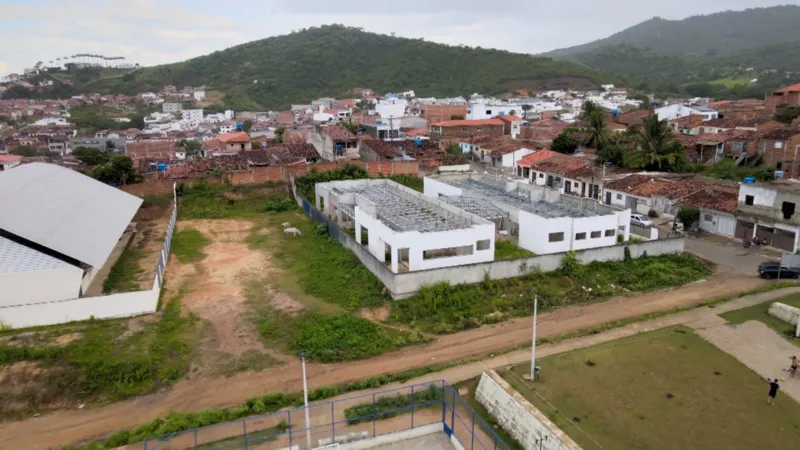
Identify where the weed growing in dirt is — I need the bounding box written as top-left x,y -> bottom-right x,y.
494,240 -> 534,260
0,290 -> 197,419
393,253 -> 711,333
290,313 -> 407,362
178,181 -> 293,219
170,228 -> 211,263
102,248 -> 145,293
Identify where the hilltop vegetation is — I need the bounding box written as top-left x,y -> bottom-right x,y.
81,25 -> 622,110
546,6 -> 800,57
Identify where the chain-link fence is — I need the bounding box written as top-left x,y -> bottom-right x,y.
141,380 -> 509,450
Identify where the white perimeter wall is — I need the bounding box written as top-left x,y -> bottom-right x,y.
476,371 -> 581,450
518,211 -> 626,254
0,266 -> 83,307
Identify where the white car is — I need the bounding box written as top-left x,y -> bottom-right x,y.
630,214 -> 654,228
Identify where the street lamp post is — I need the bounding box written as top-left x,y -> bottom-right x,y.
530,295 -> 539,381
301,352 -> 312,450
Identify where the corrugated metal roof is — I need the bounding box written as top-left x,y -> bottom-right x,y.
0,163 -> 142,267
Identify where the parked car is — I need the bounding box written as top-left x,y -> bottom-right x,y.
758,262 -> 800,279
630,214 -> 654,228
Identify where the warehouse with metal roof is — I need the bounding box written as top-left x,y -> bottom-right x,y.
0,163 -> 142,305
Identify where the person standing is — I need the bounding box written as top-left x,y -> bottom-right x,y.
768,378 -> 780,405
790,356 -> 799,378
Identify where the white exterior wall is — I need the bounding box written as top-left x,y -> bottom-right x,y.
0,265 -> 83,307
467,99 -> 522,120
500,148 -> 534,168
375,99 -> 407,119
739,184 -> 776,207
354,207 -> 494,272
424,177 -> 465,198
519,213 -> 572,254
571,214 -> 621,251
699,209 -> 736,237
181,109 -> 203,122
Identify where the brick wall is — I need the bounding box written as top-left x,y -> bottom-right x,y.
119,161 -> 420,197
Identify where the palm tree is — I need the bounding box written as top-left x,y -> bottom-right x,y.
521,104 -> 532,119
580,100 -> 601,120
584,110 -> 611,150
625,114 -> 682,169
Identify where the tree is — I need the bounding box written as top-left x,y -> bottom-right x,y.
129,115 -> 146,130
91,155 -> 142,185
343,122 -> 358,134
242,119 -> 253,133
450,115 -> 465,120
676,207 -> 700,228
775,104 -> 800,124
10,145 -> 40,157
583,110 -> 611,150
72,146 -> 111,165
597,145 -> 630,167
445,142 -> 462,155
624,114 -> 684,170
580,100 -> 601,120
178,139 -> 202,156
521,104 -> 532,118
275,126 -> 286,144
552,130 -> 580,154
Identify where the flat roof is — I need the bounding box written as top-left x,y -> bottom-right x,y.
0,163 -> 143,267
442,178 -> 602,218
0,236 -> 73,274
347,184 -> 474,233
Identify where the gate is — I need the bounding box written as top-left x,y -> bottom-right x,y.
774,228 -> 796,252
756,225 -> 775,246
716,216 -> 736,237
735,220 -> 754,240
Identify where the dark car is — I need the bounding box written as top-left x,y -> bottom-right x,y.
758,262 -> 800,279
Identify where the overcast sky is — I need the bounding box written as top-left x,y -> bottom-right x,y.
0,0 -> 796,74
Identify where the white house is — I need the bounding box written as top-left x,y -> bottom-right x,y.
466,96 -> 524,120
655,104 -> 719,121
163,102 -> 183,114
193,89 -> 206,101
316,179 -> 495,273
0,154 -> 22,171
424,175 -> 631,255
735,182 -> 800,252
181,109 -> 203,122
0,163 -> 142,305
375,97 -> 407,119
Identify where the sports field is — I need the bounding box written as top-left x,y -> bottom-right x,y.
500,326 -> 800,450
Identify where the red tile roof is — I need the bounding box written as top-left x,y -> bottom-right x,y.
431,119 -> 505,127
0,154 -> 22,163
774,83 -> 800,94
217,131 -> 250,143
497,115 -> 524,123
126,140 -> 177,160
679,184 -> 739,213
322,124 -> 357,141
603,174 -> 657,193
517,150 -> 559,168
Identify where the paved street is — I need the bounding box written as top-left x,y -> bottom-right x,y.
684,232 -> 781,274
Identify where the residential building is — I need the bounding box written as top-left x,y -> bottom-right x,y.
316,179 -> 495,273
425,175 -> 630,255
243,143 -> 320,166
430,119 -> 505,138
0,154 -> 22,171
766,83 -> 800,114
655,104 -> 718,121
359,115 -> 402,141
517,151 -> 601,198
193,89 -> 206,102
466,97 -> 525,120
419,104 -> 468,123
70,137 -> 127,154
602,174 -> 703,216
736,181 -> 800,252
0,163 -> 142,305
206,131 -> 251,155
163,102 -> 183,114
468,135 -> 534,167
307,124 -> 359,161
126,140 -> 177,162
181,109 -> 203,122
496,115 -> 526,139
680,184 -> 739,237
375,97 -> 407,119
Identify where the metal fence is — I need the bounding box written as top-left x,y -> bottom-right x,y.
141,380 -> 510,450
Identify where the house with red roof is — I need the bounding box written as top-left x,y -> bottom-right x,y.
766,82 -> 800,114
0,154 -> 22,171
429,119 -> 505,138
307,124 -> 359,161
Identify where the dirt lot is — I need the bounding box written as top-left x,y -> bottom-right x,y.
0,266 -> 767,450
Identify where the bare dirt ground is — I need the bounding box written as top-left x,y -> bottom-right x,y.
0,267 -> 769,450
130,200 -> 173,290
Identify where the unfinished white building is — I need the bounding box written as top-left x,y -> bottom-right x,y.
425,175 -> 631,255
315,179 -> 495,273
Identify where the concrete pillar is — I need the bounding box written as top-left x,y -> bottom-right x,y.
391,247 -> 399,273
335,207 -> 343,226
355,223 -> 362,245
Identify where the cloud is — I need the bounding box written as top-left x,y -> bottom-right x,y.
0,0 -> 794,73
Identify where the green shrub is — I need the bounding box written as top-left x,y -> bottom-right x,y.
647,210 -> 659,218
344,386 -> 442,424
265,197 -> 295,213
314,223 -> 329,236
559,251 -> 581,276
290,313 -> 395,362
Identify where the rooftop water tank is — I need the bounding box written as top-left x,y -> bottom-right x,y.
158,163 -> 167,171
775,171 -> 784,179
743,177 -> 756,184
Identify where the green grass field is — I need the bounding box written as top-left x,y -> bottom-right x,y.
720,293 -> 800,346
501,327 -> 800,450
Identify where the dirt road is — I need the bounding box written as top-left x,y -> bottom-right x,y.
0,268 -> 766,450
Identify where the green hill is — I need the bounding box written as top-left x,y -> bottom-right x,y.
545,5 -> 800,58
82,25 -> 623,110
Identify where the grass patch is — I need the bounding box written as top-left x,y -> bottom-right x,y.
178,181 -> 290,220
170,227 -> 211,263
720,292 -> 800,345
452,377 -> 525,450
494,240 -> 534,260
704,158 -> 776,182
501,326 -> 800,450
102,248 -> 145,293
0,289 -> 198,419
210,349 -> 284,378
247,213 -> 387,310
393,253 -> 711,334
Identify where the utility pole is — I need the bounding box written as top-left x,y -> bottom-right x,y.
530,295 -> 539,381
301,352 -> 312,450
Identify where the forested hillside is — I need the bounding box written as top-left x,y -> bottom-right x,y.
77,25 -> 621,110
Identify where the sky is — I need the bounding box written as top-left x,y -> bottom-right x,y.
0,0 -> 797,75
